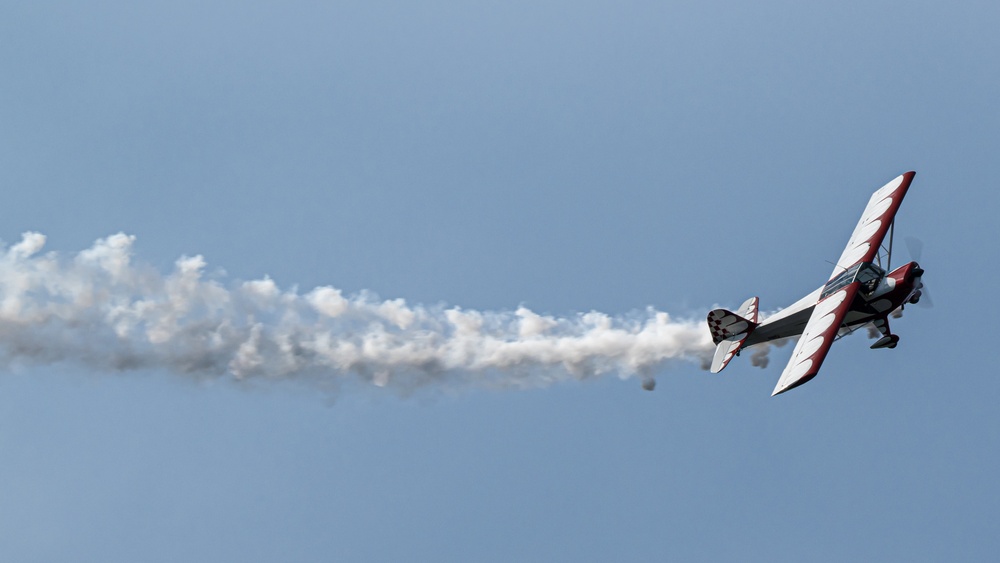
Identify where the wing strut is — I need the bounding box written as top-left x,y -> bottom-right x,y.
887,218 -> 894,271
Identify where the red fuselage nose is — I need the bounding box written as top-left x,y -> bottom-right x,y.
884,261 -> 923,308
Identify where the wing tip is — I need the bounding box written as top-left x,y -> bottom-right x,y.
770,372 -> 818,397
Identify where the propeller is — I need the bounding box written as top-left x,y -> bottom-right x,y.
910,283 -> 933,309
904,236 -> 924,262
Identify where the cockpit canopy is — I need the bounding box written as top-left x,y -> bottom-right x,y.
821,261 -> 885,299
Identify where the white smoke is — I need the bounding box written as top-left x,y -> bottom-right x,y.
0,232 -> 721,393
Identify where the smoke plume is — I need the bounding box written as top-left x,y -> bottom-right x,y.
0,232 -> 723,393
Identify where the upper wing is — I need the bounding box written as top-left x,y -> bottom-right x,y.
771,282 -> 860,396
828,171 -> 916,279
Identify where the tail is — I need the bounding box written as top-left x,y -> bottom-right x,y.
706,297 -> 759,373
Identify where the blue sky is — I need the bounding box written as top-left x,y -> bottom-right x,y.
0,1 -> 997,561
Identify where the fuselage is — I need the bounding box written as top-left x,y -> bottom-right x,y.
744,261 -> 924,348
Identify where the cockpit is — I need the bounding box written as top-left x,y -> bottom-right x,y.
821,261 -> 885,299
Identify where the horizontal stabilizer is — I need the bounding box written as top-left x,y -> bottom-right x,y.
707,297 -> 759,373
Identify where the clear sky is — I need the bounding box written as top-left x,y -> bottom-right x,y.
0,1 -> 996,561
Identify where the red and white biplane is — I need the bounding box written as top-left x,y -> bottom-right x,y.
707,171 -> 924,396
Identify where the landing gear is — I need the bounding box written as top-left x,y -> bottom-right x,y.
869,316 -> 898,349
870,334 -> 899,349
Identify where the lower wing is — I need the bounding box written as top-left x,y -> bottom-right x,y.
772,282 -> 860,396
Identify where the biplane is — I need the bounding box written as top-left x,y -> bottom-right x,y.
707,171 -> 924,396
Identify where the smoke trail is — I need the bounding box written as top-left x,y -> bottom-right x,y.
0,232 -> 720,393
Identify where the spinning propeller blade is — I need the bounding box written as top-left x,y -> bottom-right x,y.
905,236 -> 924,262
